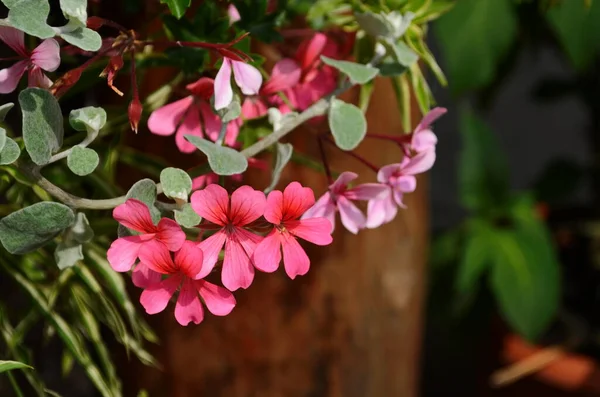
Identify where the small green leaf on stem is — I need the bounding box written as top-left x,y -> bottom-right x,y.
0,137 -> 21,165
0,360 -> 32,373
184,135 -> 248,176
265,142 -> 293,193
67,146 -> 99,176
69,106 -> 107,132
160,167 -> 192,202
174,204 -> 201,228
321,56 -> 379,84
328,99 -> 367,151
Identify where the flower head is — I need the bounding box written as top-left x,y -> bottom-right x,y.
0,26 -> 60,93
214,57 -> 262,110
135,240 -> 236,326
148,77 -> 241,152
253,182 -> 333,279
190,184 -> 266,291
303,172 -> 388,234
408,107 -> 447,154
107,199 -> 186,272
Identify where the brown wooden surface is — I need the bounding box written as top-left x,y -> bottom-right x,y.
124,77 -> 429,397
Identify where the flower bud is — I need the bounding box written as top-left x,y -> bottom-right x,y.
128,97 -> 142,133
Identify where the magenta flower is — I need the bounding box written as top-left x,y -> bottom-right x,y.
0,26 -> 60,93
148,77 -> 241,152
214,57 -> 262,111
136,240 -> 236,326
366,151 -> 436,228
190,184 -> 266,291
253,182 -> 333,279
302,172 -> 388,234
407,107 -> 447,154
107,199 -> 186,272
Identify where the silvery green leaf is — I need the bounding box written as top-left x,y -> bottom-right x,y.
386,11 -> 414,39
160,167 -> 192,202
126,179 -> 160,223
59,0 -> 87,25
59,24 -> 102,51
265,142 -> 293,193
321,56 -> 379,84
0,103 -> 14,121
328,99 -> 367,151
216,95 -> 242,123
69,106 -> 107,132
174,204 -> 201,228
184,135 -> 248,176
355,12 -> 394,37
67,146 -> 99,176
0,128 -> 5,153
54,241 -> 83,270
390,41 -> 419,67
0,137 -> 20,165
71,212 -> 94,244
267,108 -> 298,131
7,0 -> 55,38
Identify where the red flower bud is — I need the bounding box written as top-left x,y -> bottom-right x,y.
100,55 -> 125,96
128,97 -> 143,133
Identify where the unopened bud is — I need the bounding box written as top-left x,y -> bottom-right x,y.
128,97 -> 142,133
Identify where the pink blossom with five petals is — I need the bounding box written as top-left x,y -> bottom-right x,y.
253,182 -> 333,279
107,199 -> 186,272
190,184 -> 266,291
302,172 -> 389,234
136,240 -> 236,326
0,26 -> 61,93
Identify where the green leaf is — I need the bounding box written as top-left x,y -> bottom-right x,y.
266,142 -> 293,193
69,107 -> 107,132
7,0 -> 55,39
459,109 -> 510,212
385,11 -> 414,39
456,220 -> 494,295
489,196 -> 560,340
160,0 -> 191,19
54,242 -> 83,270
355,12 -> 394,37
0,103 -> 14,121
328,99 -> 367,151
67,146 -> 99,176
184,135 -> 248,176
0,360 -> 32,373
216,95 -> 242,123
126,179 -> 160,223
321,56 -> 379,85
19,88 -> 64,166
378,60 -> 408,77
434,0 -> 517,94
59,0 -> 87,25
71,212 -> 94,243
390,41 -> 419,67
160,167 -> 192,201
0,137 -> 20,165
0,128 -> 5,153
59,26 -> 102,52
0,202 -> 75,254
546,0 -> 600,71
174,204 -> 201,228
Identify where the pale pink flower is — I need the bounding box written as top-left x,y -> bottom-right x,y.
302,172 -> 388,234
190,184 -> 266,291
253,182 -> 333,279
135,240 -> 236,326
0,26 -> 60,93
227,4 -> 241,24
366,151 -> 436,228
107,199 -> 186,272
148,77 -> 241,152
214,57 -> 262,110
407,107 -> 447,154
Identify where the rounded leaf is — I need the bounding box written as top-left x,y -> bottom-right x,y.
160,167 -> 192,201
67,146 -> 99,176
0,137 -> 21,165
328,99 -> 367,151
69,106 -> 107,132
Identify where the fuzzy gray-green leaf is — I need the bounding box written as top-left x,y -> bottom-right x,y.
321,56 -> 379,85
59,26 -> 102,51
328,99 -> 367,151
0,137 -> 20,165
184,135 -> 248,176
160,167 -> 192,201
266,142 -> 293,193
67,146 -> 99,176
0,103 -> 14,121
7,0 -> 55,38
69,106 -> 107,132
174,204 -> 201,228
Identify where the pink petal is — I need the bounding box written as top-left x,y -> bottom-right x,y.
235,227 -> 262,261
190,184 -> 230,225
0,27 -> 26,56
132,262 -> 162,288
411,130 -> 438,153
138,240 -> 178,274
231,60 -> 262,95
377,164 -> 401,184
27,67 -> 52,89
402,150 -> 436,175
329,171 -> 357,193
282,182 -> 315,219
222,234 -> 255,291
214,58 -> 233,110
252,229 -> 282,273
224,118 -> 241,147
140,274 -> 182,315
0,60 -> 27,94
198,101 -> 221,142
174,240 -> 205,280
107,236 -> 144,272
191,173 -> 219,191
336,196 -> 365,234
196,280 -> 236,315
264,190 -> 283,224
174,105 -> 202,154
345,183 -> 390,201
366,194 -> 398,229
261,58 -> 301,95
186,77 -> 214,99
296,33 -> 327,71
281,233 -> 310,279
301,192 -> 334,220
227,4 -> 241,23
147,96 -> 194,136
31,39 -> 60,71
394,175 -> 417,193
156,218 -> 186,251
414,107 -> 447,134
174,278 -> 204,326
286,218 -> 332,245
229,185 -> 266,226
113,199 -> 156,233
197,229 -> 227,273
393,188 -> 408,209
241,97 -> 268,120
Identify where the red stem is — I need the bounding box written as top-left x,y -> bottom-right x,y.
323,136 -> 379,173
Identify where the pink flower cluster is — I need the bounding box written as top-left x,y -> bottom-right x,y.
108,182 -> 333,326
304,107 -> 447,232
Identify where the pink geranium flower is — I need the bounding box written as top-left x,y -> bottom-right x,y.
253,182 -> 333,279
135,240 -> 236,326
0,26 -> 60,93
148,77 -> 241,152
366,151 -> 436,228
302,172 -> 388,234
406,107 -> 447,154
214,57 -> 262,110
190,184 -> 266,291
107,199 -> 186,272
